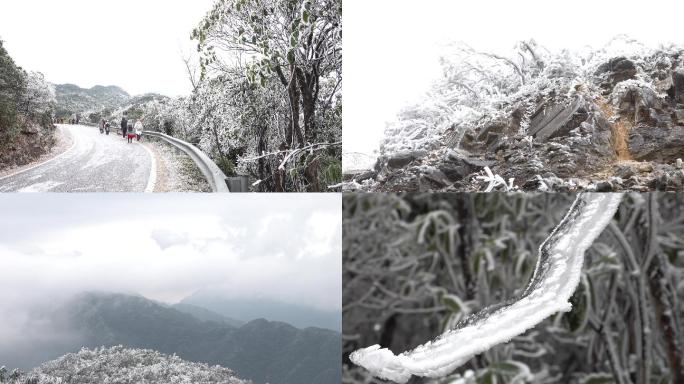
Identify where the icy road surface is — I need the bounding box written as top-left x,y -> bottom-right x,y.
350,193 -> 624,383
0,125 -> 155,192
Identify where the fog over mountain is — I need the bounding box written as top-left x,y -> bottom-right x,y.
0,194 -> 341,383
181,291 -> 342,331
0,292 -> 340,384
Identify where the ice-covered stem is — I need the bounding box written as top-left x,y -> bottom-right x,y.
644,194 -> 684,383
350,193 -> 624,383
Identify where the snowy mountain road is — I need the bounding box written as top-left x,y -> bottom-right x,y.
0,124 -> 155,192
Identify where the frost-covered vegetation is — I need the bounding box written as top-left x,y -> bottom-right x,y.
0,346 -> 249,384
0,39 -> 57,168
54,84 -> 130,121
95,0 -> 342,191
349,194 -> 623,383
349,36 -> 684,192
343,193 -> 684,383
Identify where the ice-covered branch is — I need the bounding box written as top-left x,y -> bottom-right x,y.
350,193 -> 624,383
239,141 -> 342,169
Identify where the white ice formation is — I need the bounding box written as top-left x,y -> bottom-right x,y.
350,193 -> 624,383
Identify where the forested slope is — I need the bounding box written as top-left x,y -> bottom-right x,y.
0,39 -> 57,168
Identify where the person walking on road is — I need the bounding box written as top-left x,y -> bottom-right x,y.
121,114 -> 128,139
134,120 -> 143,142
127,122 -> 135,143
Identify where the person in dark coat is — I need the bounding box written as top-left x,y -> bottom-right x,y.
121,115 -> 128,138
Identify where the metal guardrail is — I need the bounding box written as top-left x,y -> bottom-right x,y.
142,131 -> 231,193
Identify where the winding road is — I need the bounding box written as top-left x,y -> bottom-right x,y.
0,124 -> 156,192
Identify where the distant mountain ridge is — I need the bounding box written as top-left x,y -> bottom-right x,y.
1,292 -> 341,384
52,83 -> 172,124
171,302 -> 245,327
53,83 -> 130,118
181,291 -> 342,331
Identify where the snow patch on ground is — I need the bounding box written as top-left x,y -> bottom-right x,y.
16,181 -> 64,193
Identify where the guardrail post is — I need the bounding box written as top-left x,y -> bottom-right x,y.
226,176 -> 250,192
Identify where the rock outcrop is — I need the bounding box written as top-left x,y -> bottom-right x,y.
348,40 -> 684,192
528,97 -> 589,141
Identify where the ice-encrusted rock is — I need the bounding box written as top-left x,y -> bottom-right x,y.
528,97 -> 590,141
367,40 -> 684,192
438,149 -> 494,182
629,125 -> 684,162
595,56 -> 638,93
672,68 -> 684,104
386,150 -> 428,169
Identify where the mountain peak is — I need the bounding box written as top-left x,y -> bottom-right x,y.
53,83 -> 131,118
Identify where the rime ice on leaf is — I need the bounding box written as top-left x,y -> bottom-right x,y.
350,193 -> 624,383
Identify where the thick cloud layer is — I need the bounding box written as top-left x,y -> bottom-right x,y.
0,194 -> 341,320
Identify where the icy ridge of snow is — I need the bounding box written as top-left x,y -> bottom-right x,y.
350,193 -> 624,383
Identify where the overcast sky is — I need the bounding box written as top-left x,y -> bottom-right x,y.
0,194 -> 341,315
0,0 -> 214,96
344,0 -> 684,163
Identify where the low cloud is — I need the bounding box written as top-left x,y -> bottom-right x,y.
0,194 -> 341,363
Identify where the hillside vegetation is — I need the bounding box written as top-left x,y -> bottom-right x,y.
0,346 -> 249,384
53,84 -> 130,120
0,39 -> 57,168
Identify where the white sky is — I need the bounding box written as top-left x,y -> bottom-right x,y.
0,194 -> 341,313
0,0 -> 215,96
343,0 -> 684,160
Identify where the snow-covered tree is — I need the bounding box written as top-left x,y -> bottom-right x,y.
4,346 -> 251,384
21,72 -> 56,118
177,0 -> 342,191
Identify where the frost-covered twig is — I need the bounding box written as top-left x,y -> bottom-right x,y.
277,142 -> 341,170
239,142 -> 342,167
475,167 -> 515,192
349,193 -> 624,383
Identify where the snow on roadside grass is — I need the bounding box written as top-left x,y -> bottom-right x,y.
146,137 -> 211,192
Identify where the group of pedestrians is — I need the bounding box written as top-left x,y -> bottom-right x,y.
100,119 -> 111,134
119,114 -> 144,144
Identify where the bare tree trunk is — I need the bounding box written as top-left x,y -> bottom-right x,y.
274,168 -> 285,192
287,65 -> 304,148
303,155 -> 321,192
296,67 -> 317,144
275,64 -> 304,149
210,118 -> 226,170
256,126 -> 268,191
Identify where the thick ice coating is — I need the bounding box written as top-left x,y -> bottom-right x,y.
350,193 -> 624,383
